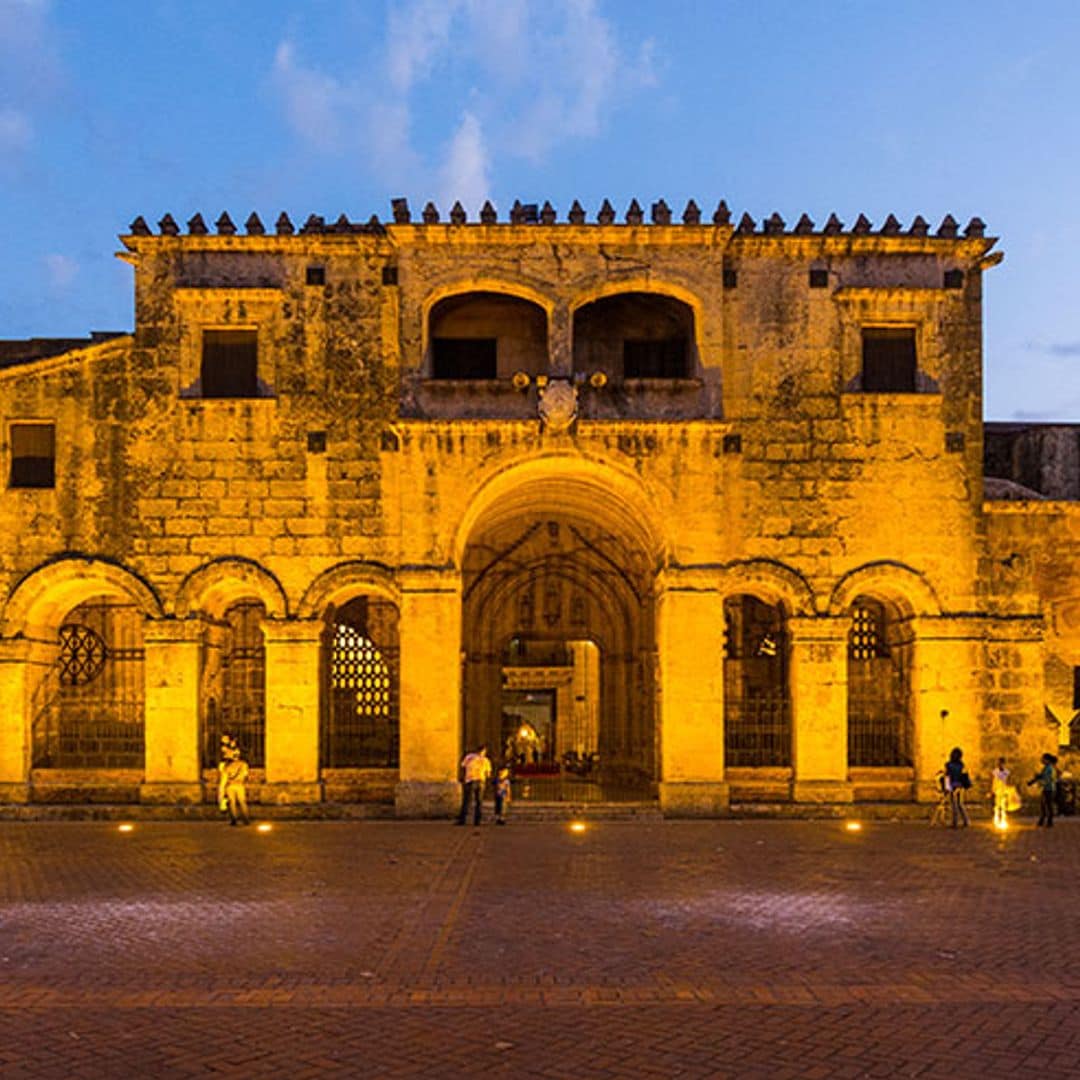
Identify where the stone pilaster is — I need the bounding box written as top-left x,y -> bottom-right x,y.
656,576 -> 728,816
789,616 -> 853,803
395,568 -> 462,818
262,619 -> 324,803
141,619 -> 204,804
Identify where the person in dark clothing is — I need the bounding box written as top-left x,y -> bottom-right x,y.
944,746 -> 971,828
1028,752 -> 1058,827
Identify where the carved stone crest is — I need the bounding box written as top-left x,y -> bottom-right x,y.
538,378 -> 577,433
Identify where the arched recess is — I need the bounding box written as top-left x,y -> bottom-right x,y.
828,561 -> 942,619
3,558 -> 160,774
297,562 -> 400,620
2,556 -> 163,638
298,563 -> 401,771
459,457 -> 668,799
425,288 -> 551,379
572,287 -> 700,380
716,559 -> 817,618
175,558 -> 287,621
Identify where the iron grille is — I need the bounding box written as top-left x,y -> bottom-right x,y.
202,602 -> 266,768
847,600 -> 912,766
31,601 -> 145,769
723,596 -> 791,767
322,596 -> 399,768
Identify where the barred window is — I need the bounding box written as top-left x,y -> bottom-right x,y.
58,624 -> 107,686
849,602 -> 888,660
332,625 -> 391,716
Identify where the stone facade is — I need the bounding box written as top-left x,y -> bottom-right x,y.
0,199 -> 1074,815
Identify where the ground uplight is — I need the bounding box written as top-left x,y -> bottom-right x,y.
569,821 -> 587,834
844,821 -> 862,833
117,823 -> 134,833
256,823 -> 273,833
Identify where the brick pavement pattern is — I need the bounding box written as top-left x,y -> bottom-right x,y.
1,819 -> 1078,1078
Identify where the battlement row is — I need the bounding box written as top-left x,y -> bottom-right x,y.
127,200 -> 987,240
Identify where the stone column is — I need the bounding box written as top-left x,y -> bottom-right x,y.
656,576 -> 728,816
789,616 -> 852,803
0,637 -> 46,802
395,568 -> 462,818
262,619 -> 324,803
141,619 -> 204,804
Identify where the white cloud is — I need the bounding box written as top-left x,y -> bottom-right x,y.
269,1 -> 660,197
43,253 -> 77,289
386,0 -> 463,94
439,111 -> 490,211
270,40 -> 347,152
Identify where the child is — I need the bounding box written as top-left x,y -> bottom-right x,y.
217,734 -> 251,827
990,757 -> 1011,828
1027,752 -> 1058,828
929,768 -> 949,827
494,767 -> 511,825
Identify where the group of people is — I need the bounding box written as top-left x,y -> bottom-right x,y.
456,745 -> 512,826
935,746 -> 1062,828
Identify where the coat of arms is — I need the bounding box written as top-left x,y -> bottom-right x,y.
538,378 -> 577,433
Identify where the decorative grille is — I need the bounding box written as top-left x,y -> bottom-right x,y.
723,596 -> 791,767
322,596 -> 399,768
58,624 -> 107,686
31,601 -> 145,769
847,599 -> 912,766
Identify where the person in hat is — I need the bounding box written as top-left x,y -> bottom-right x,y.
217,734 -> 251,827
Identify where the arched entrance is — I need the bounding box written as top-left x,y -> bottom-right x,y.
461,479 -> 660,802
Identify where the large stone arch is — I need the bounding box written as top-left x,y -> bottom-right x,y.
453,453 -> 671,569
2,555 -> 163,637
828,561 -> 943,619
715,559 -> 817,617
175,557 -> 288,621
297,561 -> 401,620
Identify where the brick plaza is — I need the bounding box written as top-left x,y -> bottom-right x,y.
1,817 -> 1078,1078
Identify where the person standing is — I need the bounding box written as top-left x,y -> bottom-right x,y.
217,734 -> 251,827
1028,752 -> 1058,827
944,746 -> 971,828
456,744 -> 491,826
990,756 -> 1011,829
494,767 -> 511,825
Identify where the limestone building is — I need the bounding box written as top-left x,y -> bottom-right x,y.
1,197 -> 1076,816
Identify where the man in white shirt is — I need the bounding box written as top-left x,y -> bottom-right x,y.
456,745 -> 492,825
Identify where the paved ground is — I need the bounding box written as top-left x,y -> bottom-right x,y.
1,816 -> 1078,1079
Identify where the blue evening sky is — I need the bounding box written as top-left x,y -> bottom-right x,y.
1,0 -> 1078,419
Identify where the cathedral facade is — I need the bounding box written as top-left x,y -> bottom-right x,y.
0,198 -> 1076,816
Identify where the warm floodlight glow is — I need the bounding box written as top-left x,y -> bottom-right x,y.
844,821 -> 862,832
569,821 -> 587,833
256,823 -> 273,833
117,823 -> 134,833
994,820 -> 1009,831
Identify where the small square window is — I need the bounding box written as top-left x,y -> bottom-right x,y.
9,422 -> 55,488
722,433 -> 742,454
382,265 -> 399,286
722,268 -> 738,289
945,431 -> 965,453
201,329 -> 259,398
861,328 -> 917,393
307,431 -> 327,453
306,265 -> 326,286
943,269 -> 964,289
808,268 -> 829,288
